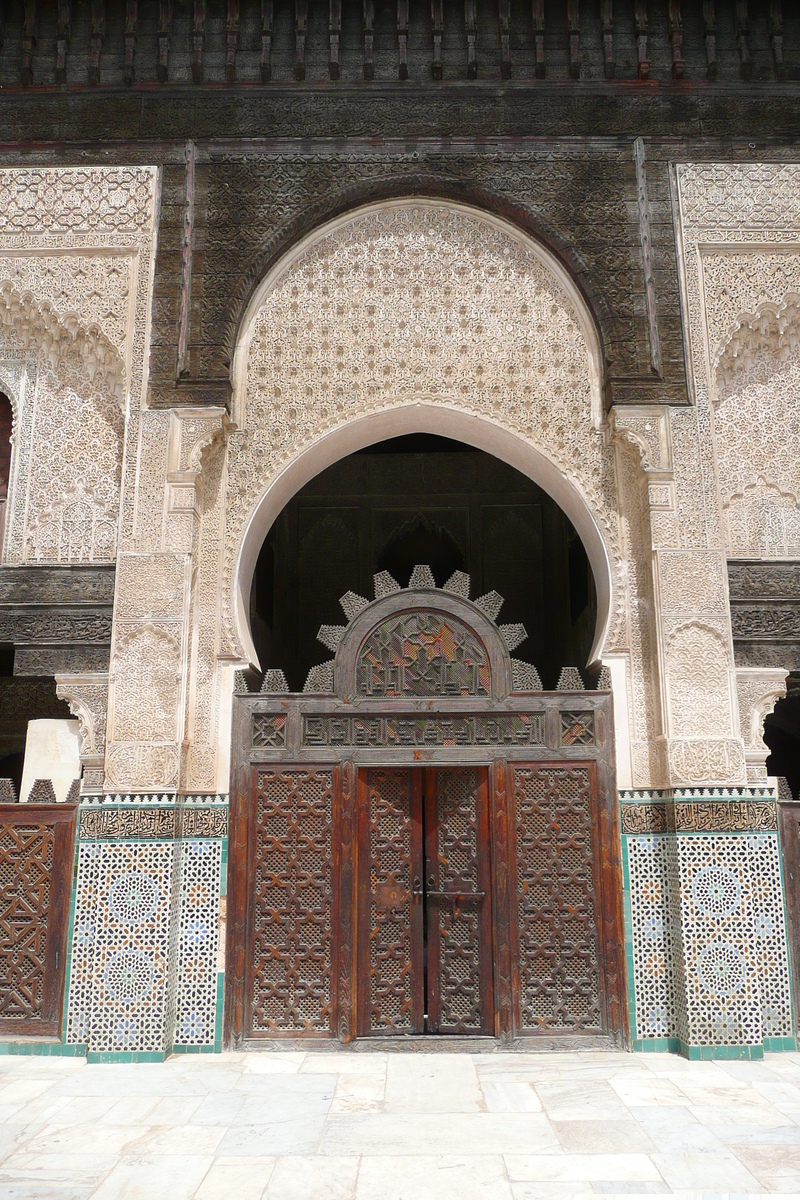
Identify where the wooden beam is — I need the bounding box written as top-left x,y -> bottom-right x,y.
20,0 -> 37,85
466,0 -> 477,78
601,0 -> 613,79
431,0 -> 443,79
703,0 -> 716,79
226,0 -> 239,83
261,0 -> 273,81
192,0 -> 205,83
498,0 -> 511,79
55,0 -> 71,84
295,0 -> 307,80
363,0 -> 374,80
158,0 -> 171,82
329,0 -> 341,80
532,0 -> 544,79
736,0 -> 752,81
669,0 -> 683,78
567,0 -> 579,79
397,0 -> 409,78
88,0 -> 104,84
771,0 -> 785,81
635,0 -> 648,81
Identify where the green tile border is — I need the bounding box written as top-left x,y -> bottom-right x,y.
60,833 -> 82,1045
764,1036 -> 797,1052
620,835 -> 639,1043
631,1037 -> 681,1053
214,970 -> 224,1051
0,1041 -> 87,1056
632,1037 -> 768,1060
680,1042 -> 765,1061
86,1050 -> 167,1064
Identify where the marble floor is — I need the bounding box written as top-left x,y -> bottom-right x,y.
3,1050 -> 800,1199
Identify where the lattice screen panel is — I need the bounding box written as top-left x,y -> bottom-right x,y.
433,769 -> 484,1033
0,823 -> 54,1023
365,769 -> 415,1034
250,768 -> 334,1034
512,765 -> 602,1032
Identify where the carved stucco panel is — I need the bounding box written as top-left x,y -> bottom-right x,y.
0,167 -> 159,568
675,165 -> 800,562
105,551 -> 190,792
109,624 -> 183,744
223,200 -> 626,665
664,620 -> 735,740
114,553 -> 187,621
667,738 -> 747,787
714,331 -> 800,558
55,672 -> 109,791
735,666 -> 788,783
176,414 -> 230,793
657,551 -> 728,615
613,435 -> 665,788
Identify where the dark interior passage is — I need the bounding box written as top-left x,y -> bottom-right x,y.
249,433 -> 597,691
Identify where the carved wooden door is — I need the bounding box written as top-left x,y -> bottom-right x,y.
0,803 -> 76,1039
357,766 -> 492,1036
507,762 -> 616,1036
424,768 -> 493,1035
245,767 -> 335,1037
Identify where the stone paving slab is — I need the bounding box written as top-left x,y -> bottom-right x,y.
2,1050 -> 800,1197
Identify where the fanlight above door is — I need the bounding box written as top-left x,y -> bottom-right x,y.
238,565 -> 609,700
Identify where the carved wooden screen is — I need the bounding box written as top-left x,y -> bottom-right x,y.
356,766 -> 493,1037
356,612 -> 491,697
425,768 -> 492,1035
510,764 -> 603,1033
357,768 -> 423,1035
0,803 -> 76,1038
247,768 -> 334,1036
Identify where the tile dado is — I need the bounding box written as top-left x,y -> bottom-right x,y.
621,785 -> 794,1056
65,795 -> 227,1056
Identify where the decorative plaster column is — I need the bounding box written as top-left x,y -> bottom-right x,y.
65,403 -> 232,1059
612,400 -> 792,1057
611,404 -> 746,791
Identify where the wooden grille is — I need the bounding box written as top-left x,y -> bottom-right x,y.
360,768 -> 420,1034
356,613 -> 491,697
0,804 -> 75,1038
427,768 -> 492,1034
512,765 -> 602,1032
250,768 -> 334,1034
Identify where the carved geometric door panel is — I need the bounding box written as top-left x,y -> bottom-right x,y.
357,768 -> 424,1035
0,803 -> 76,1038
425,768 -> 492,1035
509,763 -> 603,1034
246,767 -> 334,1037
356,766 -> 493,1037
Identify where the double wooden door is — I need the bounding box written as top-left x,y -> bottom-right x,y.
358,766 -> 492,1036
228,753 -> 626,1046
